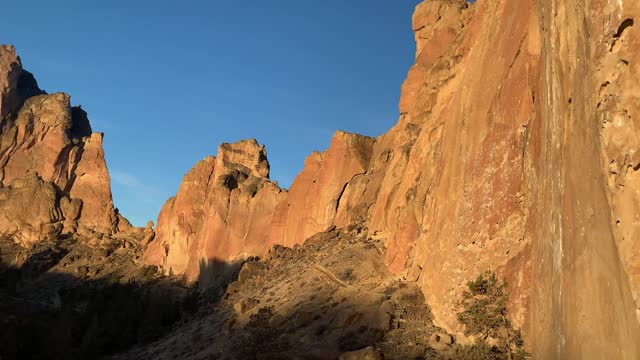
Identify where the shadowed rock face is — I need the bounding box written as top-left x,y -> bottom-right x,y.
0,45 -> 126,244
0,45 -> 42,120
144,0 -> 640,357
125,227 -> 443,360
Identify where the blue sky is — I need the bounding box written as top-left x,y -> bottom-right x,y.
1,0 -> 422,226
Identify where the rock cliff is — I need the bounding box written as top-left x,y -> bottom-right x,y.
3,0 -> 635,357
144,0 -> 640,357
0,45 -> 125,244
144,133 -> 375,282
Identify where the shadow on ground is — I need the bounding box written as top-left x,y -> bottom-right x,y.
1,226 -> 445,360
113,227 -> 444,360
0,239 -> 217,360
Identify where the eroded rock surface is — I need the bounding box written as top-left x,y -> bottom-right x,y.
143,0 -> 640,357
0,174 -> 64,247
2,0 -> 626,358
145,132 -> 375,283
0,45 -> 123,245
144,140 -> 286,281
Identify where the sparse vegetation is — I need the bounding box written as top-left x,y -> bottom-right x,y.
0,281 -> 195,360
455,271 -> 525,360
136,264 -> 159,280
238,306 -> 290,359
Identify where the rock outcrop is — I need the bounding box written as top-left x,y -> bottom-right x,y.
0,45 -> 41,119
144,0 -> 640,357
1,0 -> 638,357
143,139 -> 286,280
277,131 -> 375,247
145,133 -> 376,282
0,45 -> 126,245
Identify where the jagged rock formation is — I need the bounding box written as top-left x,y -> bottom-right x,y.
144,133 -> 375,282
143,139 -> 284,280
0,45 -> 126,244
3,0 -> 635,358
144,0 -> 640,358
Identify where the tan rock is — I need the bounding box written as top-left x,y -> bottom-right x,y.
361,0 -> 640,358
144,140 -> 287,281
0,47 -> 125,241
116,212 -> 133,233
0,174 -> 63,247
429,333 -> 454,351
144,133 -> 375,282
233,298 -> 260,315
69,132 -> 118,235
138,1 -> 640,357
140,220 -> 155,245
278,131 -> 375,247
60,196 -> 82,234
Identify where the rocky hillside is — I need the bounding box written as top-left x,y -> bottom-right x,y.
2,0 -> 640,358
121,227 -> 450,360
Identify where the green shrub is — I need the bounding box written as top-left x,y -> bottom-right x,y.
456,271 -> 525,360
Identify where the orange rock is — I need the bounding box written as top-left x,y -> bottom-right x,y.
145,132 -> 375,282
144,140 -> 287,281
0,45 -> 125,244
368,0 -> 640,357
69,132 -> 118,235
278,131 -> 375,247
144,1 -> 640,357
1,0 -> 631,356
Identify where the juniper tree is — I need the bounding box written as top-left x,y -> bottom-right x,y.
456,271 -> 524,360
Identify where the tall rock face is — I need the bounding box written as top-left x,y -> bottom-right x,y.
0,45 -> 124,244
529,0 -> 640,357
366,0 -> 640,357
144,140 -> 285,281
277,131 -> 375,247
145,0 -> 640,357
145,133 -> 375,282
597,0 -> 640,339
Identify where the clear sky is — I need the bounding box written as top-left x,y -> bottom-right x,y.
1,0 -> 423,226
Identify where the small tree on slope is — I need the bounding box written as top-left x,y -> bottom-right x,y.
456,271 -> 525,360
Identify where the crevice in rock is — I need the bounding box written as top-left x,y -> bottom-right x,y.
614,18 -> 634,39
333,172 -> 367,216
610,18 -> 634,51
